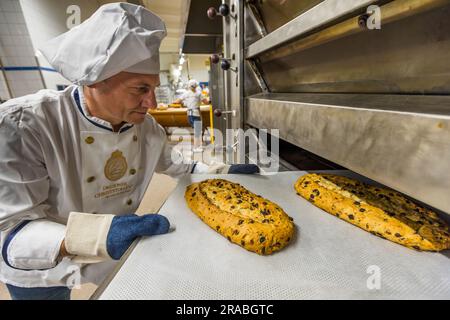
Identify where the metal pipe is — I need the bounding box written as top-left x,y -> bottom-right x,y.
259,0 -> 449,63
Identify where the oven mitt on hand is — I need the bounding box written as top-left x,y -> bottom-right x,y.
106,214 -> 170,259
228,164 -> 260,174
65,212 -> 170,263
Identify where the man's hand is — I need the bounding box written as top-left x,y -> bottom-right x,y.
59,239 -> 70,258
106,214 -> 170,260
63,213 -> 171,261
228,164 -> 260,174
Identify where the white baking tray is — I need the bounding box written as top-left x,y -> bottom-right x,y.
96,172 -> 450,299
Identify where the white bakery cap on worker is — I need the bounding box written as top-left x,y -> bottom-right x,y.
188,79 -> 199,88
39,2 -> 166,86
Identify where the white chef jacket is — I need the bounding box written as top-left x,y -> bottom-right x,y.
0,85 -> 195,288
180,89 -> 202,117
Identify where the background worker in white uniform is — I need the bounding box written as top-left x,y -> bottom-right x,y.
0,3 -> 258,300
200,83 -> 210,99
173,79 -> 209,151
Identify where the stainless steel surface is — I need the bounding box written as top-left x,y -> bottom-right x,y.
245,0 -> 267,38
247,93 -> 450,214
96,173 -> 450,300
246,0 -> 377,58
243,57 -> 264,97
222,0 -> 244,129
260,0 -> 449,65
246,59 -> 269,93
209,60 -> 228,136
256,3 -> 450,94
243,1 -> 263,47
251,0 -> 325,34
248,93 -> 450,115
217,0 -> 450,215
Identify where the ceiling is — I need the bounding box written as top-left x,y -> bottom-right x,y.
137,0 -> 222,54
182,0 -> 222,54
140,0 -> 188,53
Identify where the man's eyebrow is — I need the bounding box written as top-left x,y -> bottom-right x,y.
133,82 -> 160,87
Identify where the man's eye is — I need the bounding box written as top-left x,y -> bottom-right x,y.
134,87 -> 150,93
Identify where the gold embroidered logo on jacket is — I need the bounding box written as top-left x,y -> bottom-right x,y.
104,150 -> 128,181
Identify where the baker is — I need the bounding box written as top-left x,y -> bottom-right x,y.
173,79 -> 209,151
0,3 -> 258,300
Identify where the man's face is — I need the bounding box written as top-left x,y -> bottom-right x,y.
89,72 -> 160,125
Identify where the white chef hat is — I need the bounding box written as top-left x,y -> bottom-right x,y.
39,2 -> 166,86
188,79 -> 199,88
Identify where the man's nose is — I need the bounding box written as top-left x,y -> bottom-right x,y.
141,90 -> 157,109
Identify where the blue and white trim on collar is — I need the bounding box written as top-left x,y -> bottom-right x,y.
72,87 -> 134,133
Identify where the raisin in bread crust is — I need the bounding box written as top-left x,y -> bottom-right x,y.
294,174 -> 450,251
185,179 -> 295,255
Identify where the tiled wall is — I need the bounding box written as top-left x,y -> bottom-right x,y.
0,66 -> 9,102
0,0 -> 44,100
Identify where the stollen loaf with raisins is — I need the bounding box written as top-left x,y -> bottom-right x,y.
294,173 -> 450,251
185,179 -> 295,255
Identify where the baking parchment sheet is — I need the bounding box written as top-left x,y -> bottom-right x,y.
98,172 -> 450,300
